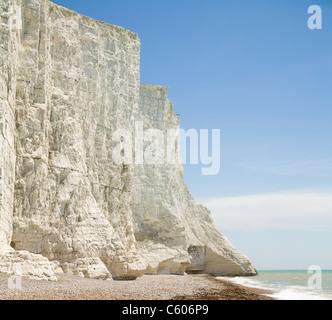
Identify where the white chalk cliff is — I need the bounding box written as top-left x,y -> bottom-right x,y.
0,0 -> 257,280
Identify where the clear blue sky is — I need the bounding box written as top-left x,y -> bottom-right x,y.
56,0 -> 332,270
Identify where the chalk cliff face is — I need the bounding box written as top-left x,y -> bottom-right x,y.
0,0 -> 257,280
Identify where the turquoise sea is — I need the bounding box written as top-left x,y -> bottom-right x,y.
218,270 -> 332,300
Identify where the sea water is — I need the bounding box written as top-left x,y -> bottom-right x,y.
218,270 -> 332,300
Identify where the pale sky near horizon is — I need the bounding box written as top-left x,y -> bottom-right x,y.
56,0 -> 332,270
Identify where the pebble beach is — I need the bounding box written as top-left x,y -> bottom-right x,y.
0,273 -> 274,300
